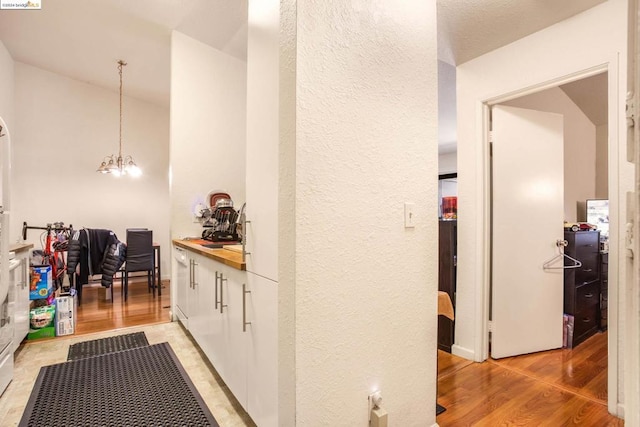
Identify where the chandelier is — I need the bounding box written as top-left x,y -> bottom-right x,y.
96,60 -> 142,177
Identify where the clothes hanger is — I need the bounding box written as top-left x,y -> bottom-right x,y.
543,239 -> 582,270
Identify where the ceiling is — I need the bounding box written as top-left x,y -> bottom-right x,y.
437,0 -> 607,65
0,0 -> 607,110
0,0 -> 247,106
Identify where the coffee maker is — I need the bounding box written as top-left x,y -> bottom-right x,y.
200,192 -> 242,243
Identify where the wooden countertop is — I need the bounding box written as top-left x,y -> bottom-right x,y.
173,239 -> 246,271
10,242 -> 33,253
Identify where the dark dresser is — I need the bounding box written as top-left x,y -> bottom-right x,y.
564,230 -> 600,347
600,252 -> 608,331
438,220 -> 457,353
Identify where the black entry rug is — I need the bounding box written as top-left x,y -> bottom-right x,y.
67,331 -> 149,361
19,342 -> 219,427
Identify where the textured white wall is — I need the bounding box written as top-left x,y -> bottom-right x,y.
289,1 -> 439,425
503,87 -> 597,222
169,31 -> 247,240
455,0 -> 628,412
12,62 -> 171,276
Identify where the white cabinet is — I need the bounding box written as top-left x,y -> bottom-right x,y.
11,252 -> 28,352
188,252 -> 216,360
173,247 -> 189,327
174,248 -> 278,426
245,272 -> 278,427
245,0 -> 279,283
211,265 -> 278,426
212,265 -> 247,407
244,176 -> 278,281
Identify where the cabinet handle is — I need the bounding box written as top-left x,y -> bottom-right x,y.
220,275 -> 228,313
582,269 -> 592,272
584,293 -> 594,298
243,283 -> 252,332
214,272 -> 220,310
242,217 -> 251,263
582,317 -> 591,323
189,260 -> 193,289
192,261 -> 198,287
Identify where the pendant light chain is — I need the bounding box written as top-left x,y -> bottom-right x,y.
96,59 -> 141,176
118,60 -> 126,161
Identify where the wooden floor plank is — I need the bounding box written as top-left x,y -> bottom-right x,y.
74,278 -> 170,336
437,332 -> 622,426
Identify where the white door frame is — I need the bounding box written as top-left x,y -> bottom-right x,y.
476,61 -> 623,415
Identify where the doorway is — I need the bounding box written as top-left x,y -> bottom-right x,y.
488,72 -> 610,403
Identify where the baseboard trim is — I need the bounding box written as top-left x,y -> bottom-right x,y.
616,402 -> 624,419
451,344 -> 475,361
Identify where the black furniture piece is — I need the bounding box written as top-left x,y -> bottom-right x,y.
122,229 -> 155,301
564,230 -> 601,347
600,251 -> 608,331
438,220 -> 457,353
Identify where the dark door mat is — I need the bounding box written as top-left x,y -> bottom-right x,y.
67,331 -> 149,360
20,342 -> 219,427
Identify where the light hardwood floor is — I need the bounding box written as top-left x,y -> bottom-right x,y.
437,332 -> 623,426
74,277 -> 171,335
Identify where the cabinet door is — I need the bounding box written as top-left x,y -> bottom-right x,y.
188,253 -> 210,354
12,256 -> 29,351
244,202 -> 278,282
173,247 -> 189,327
245,0 -> 279,283
217,266 -> 248,409
245,273 -> 278,427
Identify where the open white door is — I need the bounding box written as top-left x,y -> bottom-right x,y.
491,105 -> 564,359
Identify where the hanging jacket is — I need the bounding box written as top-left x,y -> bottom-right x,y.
67,228 -> 126,288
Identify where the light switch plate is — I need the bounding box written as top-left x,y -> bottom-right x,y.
404,202 -> 415,228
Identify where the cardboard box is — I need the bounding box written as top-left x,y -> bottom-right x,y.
29,265 -> 53,300
55,294 -> 76,336
28,305 -> 56,340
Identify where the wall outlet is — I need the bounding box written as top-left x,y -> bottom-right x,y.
368,390 -> 382,423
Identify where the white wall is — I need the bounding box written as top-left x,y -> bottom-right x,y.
12,62 -> 171,277
596,123 -> 609,199
503,87 -> 597,222
439,60 -> 457,153
281,1 -> 439,425
170,31 -> 246,240
0,41 -> 14,213
455,0 -> 628,414
439,152 -> 457,174
0,41 -> 13,133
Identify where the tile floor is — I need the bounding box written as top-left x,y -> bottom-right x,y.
0,322 -> 255,426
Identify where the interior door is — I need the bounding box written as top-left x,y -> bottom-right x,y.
491,105 -> 564,359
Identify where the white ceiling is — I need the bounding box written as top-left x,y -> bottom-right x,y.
0,0 -> 247,107
437,0 -> 607,65
0,0 -> 606,111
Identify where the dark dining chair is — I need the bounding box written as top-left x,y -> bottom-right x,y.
122,229 -> 155,301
